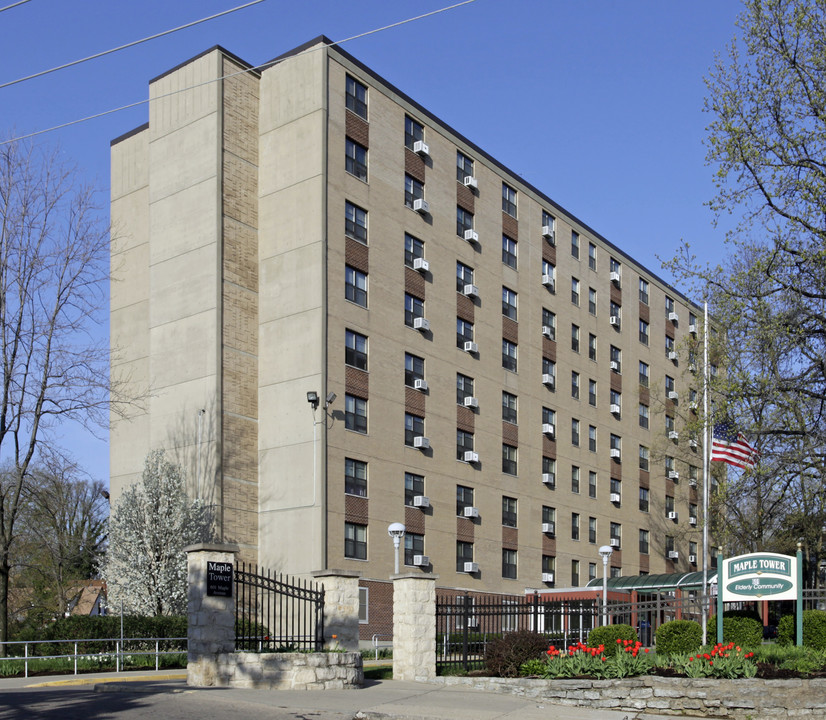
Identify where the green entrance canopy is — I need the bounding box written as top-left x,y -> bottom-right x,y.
584,571 -> 717,592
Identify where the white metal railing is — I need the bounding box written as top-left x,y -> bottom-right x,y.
0,636 -> 187,678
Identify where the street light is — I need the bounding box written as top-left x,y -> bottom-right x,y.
388,523 -> 406,574
598,545 -> 614,626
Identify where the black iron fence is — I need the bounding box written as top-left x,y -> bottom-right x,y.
235,563 -> 325,652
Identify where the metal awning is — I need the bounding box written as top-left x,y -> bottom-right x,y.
585,571 -> 717,592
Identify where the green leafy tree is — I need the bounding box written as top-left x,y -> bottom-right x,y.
100,450 -> 212,616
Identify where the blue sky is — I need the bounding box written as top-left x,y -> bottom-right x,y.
2,0 -> 744,485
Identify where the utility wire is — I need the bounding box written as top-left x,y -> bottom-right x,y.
1,0 -> 479,145
0,0 -> 32,13
0,0 -> 269,90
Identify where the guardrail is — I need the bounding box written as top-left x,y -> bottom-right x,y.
0,636 -> 187,678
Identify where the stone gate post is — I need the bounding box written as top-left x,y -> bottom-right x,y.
312,569 -> 362,652
392,572 -> 437,682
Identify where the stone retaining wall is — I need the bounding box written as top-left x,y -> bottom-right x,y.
434,675 -> 826,718
197,651 -> 363,689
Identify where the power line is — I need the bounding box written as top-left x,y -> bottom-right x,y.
0,0 -> 32,13
0,0 -> 269,90
1,0 -> 479,146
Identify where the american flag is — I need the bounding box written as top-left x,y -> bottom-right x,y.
711,422 -> 759,470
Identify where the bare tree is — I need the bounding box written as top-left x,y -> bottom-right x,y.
0,138 -> 110,649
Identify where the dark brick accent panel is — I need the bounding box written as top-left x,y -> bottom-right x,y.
457,516 -> 475,542
543,436 -> 557,455
345,495 -> 368,524
345,366 -> 369,397
639,554 -> 650,573
639,302 -> 650,323
502,527 -> 518,551
610,283 -> 623,306
639,386 -> 650,405
503,317 -> 518,344
456,183 -> 475,213
610,372 -> 622,393
406,386 -> 425,415
359,579 -> 393,641
457,294 -> 475,322
502,212 -> 518,239
542,535 -> 557,554
346,237 -> 369,273
543,339 -> 556,361
639,471 -> 650,489
404,149 -> 425,183
543,243 -> 556,265
457,405 -> 475,433
405,267 -> 425,299
346,112 -> 369,147
405,506 -> 425,535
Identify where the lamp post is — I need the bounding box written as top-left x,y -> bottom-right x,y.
388,523 -> 406,574
598,545 -> 614,626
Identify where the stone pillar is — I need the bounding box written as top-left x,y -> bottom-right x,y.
185,542 -> 239,687
312,569 -> 362,652
392,572 -> 437,682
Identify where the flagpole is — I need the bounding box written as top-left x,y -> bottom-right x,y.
702,301 -> 710,645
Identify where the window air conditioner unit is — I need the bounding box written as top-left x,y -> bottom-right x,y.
541,325 -> 553,339
668,311 -> 679,323
413,198 -> 429,214
609,538 -> 621,548
463,229 -> 479,243
610,403 -> 621,415
463,451 -> 479,464
689,479 -> 698,488
414,378 -> 428,391
413,317 -> 430,331
462,283 -> 479,298
542,275 -> 555,291
610,492 -> 621,503
542,423 -> 555,437
667,390 -> 679,400
542,572 -> 555,583
463,175 -> 478,189
689,323 -> 698,336
668,351 -> 678,362
466,617 -> 479,628
413,495 -> 430,508
463,395 -> 478,408
413,140 -> 430,157
542,373 -> 555,388
463,341 -> 478,354
689,401 -> 698,411
609,315 -> 621,327
463,561 -> 479,573
689,554 -> 697,564
413,555 -> 429,567
610,271 -> 621,285
413,257 -> 429,273
668,430 -> 679,441
668,550 -> 679,560
610,448 -> 621,459
413,436 -> 430,449
542,522 -> 556,535
610,360 -> 619,371
688,363 -> 697,374
668,511 -> 678,521
668,470 -> 679,480
689,439 -> 698,450
463,506 -> 479,518
541,226 -> 555,243
689,517 -> 697,527
541,472 -> 555,486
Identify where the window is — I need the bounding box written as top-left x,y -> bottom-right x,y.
542,260 -> 555,290
589,471 -> 597,498
589,563 -> 598,582
404,233 -> 424,267
665,375 -> 676,396
404,413 -> 424,446
542,210 -> 555,236
543,457 -> 556,488
639,445 -> 650,471
571,512 -> 580,540
502,339 -> 517,372
502,392 -> 518,423
456,541 -> 474,572
404,533 -> 424,566
689,541 -> 698,563
639,361 -> 649,387
345,265 -> 367,307
639,529 -> 650,554
542,555 -> 556,583
404,174 -> 424,208
665,335 -> 675,358
502,496 -> 517,527
456,318 -> 474,348
345,394 -> 367,433
610,389 -> 622,415
588,242 -> 597,270
639,278 -> 649,304
502,287 -> 518,319
345,329 -> 368,370
689,311 -> 697,330
404,353 -> 424,387
457,151 -> 474,182
345,201 -> 367,243
571,419 -> 580,447
502,549 -> 517,579
609,301 -> 621,324
543,358 -> 556,388
345,138 -> 367,181
610,522 -> 621,548
639,487 -> 650,512
358,586 -> 369,623
571,371 -> 580,399
571,277 -> 580,306
588,333 -> 597,361
610,477 -> 621,503
571,559 -> 580,586
456,373 -> 474,404
404,293 -> 424,327
502,444 -> 517,475
345,522 -> 367,559
456,485 -> 474,516
588,287 -> 597,315
456,261 -> 474,291
571,324 -> 580,352
666,535 -> 675,556
666,415 -> 676,436
404,116 -> 424,150
502,182 -> 517,217
457,207 -> 474,237
589,517 -> 597,544
610,345 -> 621,373
496,233 -> 518,269
665,455 -> 676,475
639,319 -> 649,345
571,465 -> 580,493
542,506 -> 556,532
588,425 -> 597,452
404,472 -> 424,506
542,308 -> 556,340
345,458 -> 367,497
665,295 -> 676,318
639,403 -> 649,429
456,430 -> 474,461
610,433 -> 621,456
666,495 -> 675,517
689,465 -> 699,485
542,406 -> 556,428
571,230 -> 580,259
345,75 -> 368,118
588,379 -> 597,406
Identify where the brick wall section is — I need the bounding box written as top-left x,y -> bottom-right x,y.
456,182 -> 474,213
639,386 -> 650,405
345,111 -> 369,147
345,237 -> 369,273
543,436 -> 557,456
457,405 -> 474,433
502,317 -> 518,344
502,526 -> 518,550
405,266 -> 425,299
639,470 -> 650,488
456,294 -> 474,322
543,242 -> 556,265
612,550 -> 623,567
610,283 -> 623,306
404,149 -> 425,183
610,371 -> 622,394
456,516 -> 474,542
345,494 -> 368,524
405,505 -> 425,535
612,458 -> 622,480
502,421 -> 518,445
542,535 -> 556,554
639,554 -> 650,573
543,338 -> 556,361
639,302 -> 650,323
359,579 -> 393,641
502,212 -> 518,239
345,366 -> 369,397
405,386 -> 425,415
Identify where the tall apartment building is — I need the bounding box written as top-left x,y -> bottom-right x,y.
110,37 -> 708,637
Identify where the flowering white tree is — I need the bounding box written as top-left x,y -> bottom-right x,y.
101,450 -> 212,616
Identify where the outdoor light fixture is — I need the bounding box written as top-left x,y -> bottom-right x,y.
306,391 -> 319,409
598,545 -> 614,626
325,392 -> 337,407
388,522 -> 406,574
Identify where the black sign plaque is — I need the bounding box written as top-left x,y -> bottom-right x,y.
207,561 -> 233,597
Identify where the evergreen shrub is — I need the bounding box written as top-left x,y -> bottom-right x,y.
483,630 -> 548,677
587,624 -> 637,657
655,619 -> 702,655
